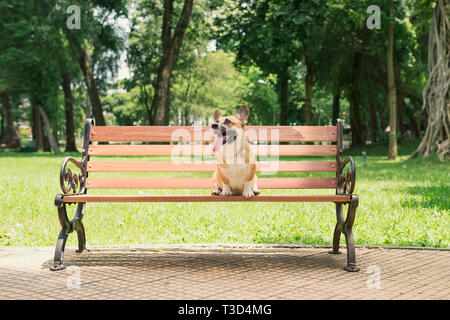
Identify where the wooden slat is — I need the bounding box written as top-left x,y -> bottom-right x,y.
62,194 -> 351,203
85,177 -> 337,189
90,126 -> 337,142
88,144 -> 337,157
87,161 -> 337,172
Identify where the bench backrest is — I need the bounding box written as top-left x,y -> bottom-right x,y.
81,119 -> 345,192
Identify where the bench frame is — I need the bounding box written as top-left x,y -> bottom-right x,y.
50,119 -> 359,272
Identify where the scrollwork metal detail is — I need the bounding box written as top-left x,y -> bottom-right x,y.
339,157 -> 356,194
60,157 -> 86,194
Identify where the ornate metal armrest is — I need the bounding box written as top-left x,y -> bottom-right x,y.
60,157 -> 86,194
339,156 -> 356,194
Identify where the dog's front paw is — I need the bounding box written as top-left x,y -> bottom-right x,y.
212,189 -> 221,196
242,190 -> 255,198
220,185 -> 232,196
220,190 -> 233,196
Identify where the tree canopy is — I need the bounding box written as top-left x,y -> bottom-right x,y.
0,0 -> 447,159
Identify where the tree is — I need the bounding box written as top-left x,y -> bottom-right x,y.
151,0 -> 194,125
238,68 -> 278,125
38,104 -> 61,154
64,31 -> 106,126
61,0 -> 128,126
171,50 -> 247,124
117,50 -> 249,126
128,0 -> 209,125
319,0 -> 419,147
317,0 -> 376,146
0,91 -> 19,147
387,0 -> 398,159
214,0 -> 294,125
215,0 -> 329,125
0,0 -> 127,154
61,73 -> 77,152
411,0 -> 449,159
0,0 -> 63,153
102,87 -> 149,126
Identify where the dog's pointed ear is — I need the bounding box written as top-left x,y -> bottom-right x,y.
236,104 -> 249,125
213,109 -> 221,122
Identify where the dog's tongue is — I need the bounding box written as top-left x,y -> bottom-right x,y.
212,136 -> 224,153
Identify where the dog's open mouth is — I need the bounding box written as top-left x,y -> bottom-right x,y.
212,128 -> 236,153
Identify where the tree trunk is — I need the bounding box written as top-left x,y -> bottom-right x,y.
332,93 -> 340,126
0,92 -> 19,147
397,95 -> 407,137
32,103 -> 44,150
79,50 -> 105,126
85,89 -> 92,119
152,0 -> 194,125
304,64 -> 314,126
141,84 -> 153,124
387,0 -> 398,159
0,101 -> 4,142
367,83 -> 379,143
64,32 -> 106,126
346,52 -> 364,147
411,0 -> 449,159
152,64 -> 171,125
38,105 -> 61,154
62,73 -> 78,152
394,61 -> 405,136
302,41 -> 315,125
42,117 -> 51,152
379,96 -> 387,132
279,63 -> 289,126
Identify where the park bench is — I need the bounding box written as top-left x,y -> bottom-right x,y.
50,119 -> 359,272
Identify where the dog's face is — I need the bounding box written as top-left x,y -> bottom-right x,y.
211,104 -> 249,153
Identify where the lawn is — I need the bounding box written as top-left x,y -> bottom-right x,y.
0,139 -> 448,248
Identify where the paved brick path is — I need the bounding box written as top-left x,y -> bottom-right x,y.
0,245 -> 448,300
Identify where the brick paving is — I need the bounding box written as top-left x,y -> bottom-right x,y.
0,245 -> 448,300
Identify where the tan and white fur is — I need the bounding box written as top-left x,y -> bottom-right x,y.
211,104 -> 260,198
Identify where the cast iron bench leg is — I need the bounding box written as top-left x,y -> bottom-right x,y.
329,203 -> 344,255
343,196 -> 359,272
49,228 -> 69,271
75,218 -> 87,253
329,196 -> 360,272
50,196 -> 88,271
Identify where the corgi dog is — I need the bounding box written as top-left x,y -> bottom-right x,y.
211,104 -> 260,198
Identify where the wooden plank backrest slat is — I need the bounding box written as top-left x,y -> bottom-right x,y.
88,144 -> 337,156
85,177 -> 337,189
87,161 -> 337,172
90,126 -> 337,142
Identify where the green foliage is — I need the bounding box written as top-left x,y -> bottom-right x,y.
127,0 -> 212,123
103,87 -> 149,125
170,50 -> 247,124
0,0 -> 64,130
0,0 -> 127,145
215,1 -> 299,77
237,68 -> 278,125
0,0 -> 438,149
56,0 -> 128,88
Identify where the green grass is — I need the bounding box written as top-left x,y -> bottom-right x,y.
0,140 -> 448,248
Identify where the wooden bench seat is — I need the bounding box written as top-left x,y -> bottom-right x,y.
50,119 -> 359,272
61,194 -> 352,203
